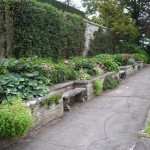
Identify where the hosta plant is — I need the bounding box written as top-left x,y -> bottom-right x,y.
0,72 -> 49,101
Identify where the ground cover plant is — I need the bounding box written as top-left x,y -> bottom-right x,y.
103,76 -> 119,90
0,97 -> 33,138
92,54 -> 119,72
40,93 -> 62,107
144,121 -> 150,134
0,58 -> 51,101
93,78 -> 103,96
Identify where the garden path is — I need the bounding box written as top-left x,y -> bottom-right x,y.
3,66 -> 150,150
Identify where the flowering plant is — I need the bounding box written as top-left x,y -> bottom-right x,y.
124,56 -> 129,61
98,62 -> 107,73
43,64 -> 52,70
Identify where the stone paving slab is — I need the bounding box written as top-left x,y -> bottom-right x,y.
1,66 -> 150,150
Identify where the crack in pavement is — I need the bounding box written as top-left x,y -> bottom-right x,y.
103,113 -> 117,140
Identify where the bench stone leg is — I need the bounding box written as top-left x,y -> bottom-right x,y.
120,73 -> 126,79
76,92 -> 86,102
63,98 -> 71,111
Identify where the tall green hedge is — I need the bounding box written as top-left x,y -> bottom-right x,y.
88,28 -> 114,56
64,12 -> 85,58
6,0 -> 85,60
37,0 -> 85,18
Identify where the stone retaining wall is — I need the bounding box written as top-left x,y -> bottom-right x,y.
26,92 -> 64,131
74,72 -> 119,100
119,62 -> 144,77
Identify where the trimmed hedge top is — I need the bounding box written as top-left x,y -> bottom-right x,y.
37,0 -> 85,18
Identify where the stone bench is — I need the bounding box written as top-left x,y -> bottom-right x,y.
63,88 -> 86,111
119,70 -> 126,79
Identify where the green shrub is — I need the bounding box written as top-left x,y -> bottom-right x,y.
76,68 -> 91,80
94,66 -> 104,75
49,63 -> 77,84
114,54 -> 135,66
103,60 -> 119,72
40,93 -> 62,107
103,76 -> 119,90
64,13 -> 85,58
144,121 -> 150,134
0,72 -> 49,101
0,58 -> 8,75
92,54 -> 119,72
131,54 -> 149,63
0,58 -> 50,101
0,97 -> 33,138
93,54 -> 114,63
114,54 -> 127,66
93,78 -> 103,96
72,57 -> 97,76
120,43 -> 149,55
89,28 -> 114,56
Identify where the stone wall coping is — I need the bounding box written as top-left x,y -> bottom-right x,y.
25,91 -> 61,107
84,20 -> 109,30
49,81 -> 74,91
119,65 -> 133,69
75,72 -> 117,84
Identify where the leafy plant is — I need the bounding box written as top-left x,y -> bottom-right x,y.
103,76 -> 119,90
0,97 -> 33,138
72,58 -> 97,76
40,93 -> 62,107
49,63 -> 77,84
92,54 -> 119,72
94,66 -> 104,75
0,72 -> 49,101
0,58 -> 8,75
93,78 -> 103,96
76,68 -> 91,80
102,60 -> 119,72
89,28 -> 114,56
131,54 -> 149,63
144,121 -> 150,134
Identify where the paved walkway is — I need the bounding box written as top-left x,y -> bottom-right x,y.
2,66 -> 150,150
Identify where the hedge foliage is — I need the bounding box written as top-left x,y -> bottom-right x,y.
4,0 -> 85,60
38,0 -> 85,18
89,28 -> 114,56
